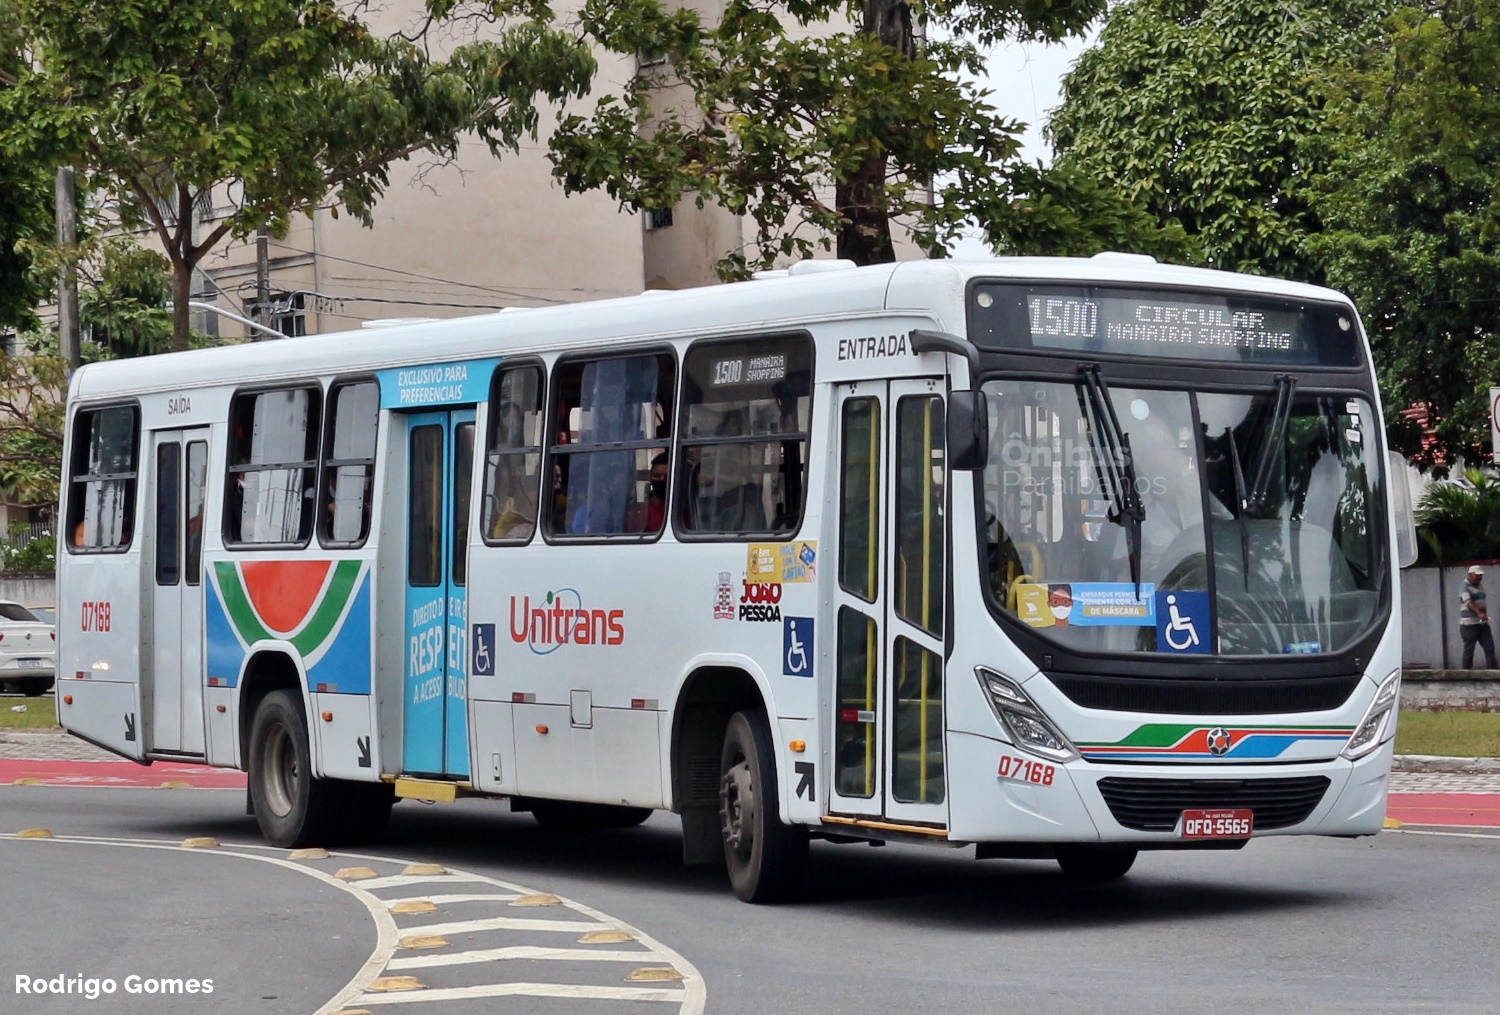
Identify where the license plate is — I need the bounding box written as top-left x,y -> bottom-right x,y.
16,658 -> 44,667
1180,808 -> 1254,839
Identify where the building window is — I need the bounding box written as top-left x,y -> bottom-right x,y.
646,207 -> 674,231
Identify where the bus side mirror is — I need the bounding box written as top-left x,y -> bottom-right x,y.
1389,450 -> 1418,569
947,390 -> 989,471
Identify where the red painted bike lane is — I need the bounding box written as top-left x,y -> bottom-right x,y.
1385,793 -> 1500,829
0,759 -> 247,789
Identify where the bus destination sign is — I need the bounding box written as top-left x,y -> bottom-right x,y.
710,353 -> 787,386
969,283 -> 1364,367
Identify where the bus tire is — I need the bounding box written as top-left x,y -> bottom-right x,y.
340,780 -> 395,845
719,708 -> 808,903
248,689 -> 338,848
530,801 -> 653,832
1055,845 -> 1137,882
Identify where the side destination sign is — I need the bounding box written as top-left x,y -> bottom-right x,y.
376,357 -> 501,409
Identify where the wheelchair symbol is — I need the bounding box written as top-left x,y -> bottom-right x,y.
783,617 -> 814,677
1163,594 -> 1200,651
471,623 -> 495,676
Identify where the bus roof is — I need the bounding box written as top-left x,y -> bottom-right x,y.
69,255 -> 1355,402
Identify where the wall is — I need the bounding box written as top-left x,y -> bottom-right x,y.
1402,565 -> 1500,669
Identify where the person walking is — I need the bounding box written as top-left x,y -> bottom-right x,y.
1459,564 -> 1498,669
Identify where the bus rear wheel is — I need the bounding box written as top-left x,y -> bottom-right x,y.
719,709 -> 808,903
248,689 -> 339,848
1055,845 -> 1137,882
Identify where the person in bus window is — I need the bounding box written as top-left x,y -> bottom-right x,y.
625,452 -> 668,533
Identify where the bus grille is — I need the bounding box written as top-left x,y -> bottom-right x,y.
1095,776 -> 1332,832
1048,674 -> 1361,715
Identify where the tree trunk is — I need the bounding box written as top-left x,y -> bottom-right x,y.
837,1 -> 915,265
171,255 -> 192,352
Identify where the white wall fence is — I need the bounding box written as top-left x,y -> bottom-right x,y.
1401,566 -> 1498,670
0,577 -> 56,608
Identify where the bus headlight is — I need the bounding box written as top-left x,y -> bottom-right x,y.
975,667 -> 1079,763
1341,670 -> 1401,761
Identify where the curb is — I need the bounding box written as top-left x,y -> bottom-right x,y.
1392,754 -> 1500,774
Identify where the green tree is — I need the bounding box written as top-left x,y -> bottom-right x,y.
0,0 -> 51,332
552,0 -> 1109,277
1416,468 -> 1500,564
0,0 -> 596,349
1039,0 -> 1399,280
1304,0 -> 1500,468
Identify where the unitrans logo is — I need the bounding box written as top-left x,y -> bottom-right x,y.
509,588 -> 625,654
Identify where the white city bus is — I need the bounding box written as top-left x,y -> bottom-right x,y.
57,255 -> 1414,902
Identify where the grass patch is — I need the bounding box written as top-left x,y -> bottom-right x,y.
1395,711 -> 1500,758
0,693 -> 61,731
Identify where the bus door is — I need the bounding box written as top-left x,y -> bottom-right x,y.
830,380 -> 948,826
149,428 -> 209,755
402,409 -> 475,777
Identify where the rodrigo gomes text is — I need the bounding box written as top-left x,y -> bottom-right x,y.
15,974 -> 214,999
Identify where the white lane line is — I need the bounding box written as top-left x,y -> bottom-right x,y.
394,893 -> 522,905
0,834 -> 399,1015
356,873 -> 494,891
306,846 -> 706,1015
356,982 -> 686,1005
1389,828 -> 1500,839
398,915 -> 602,936
388,945 -> 656,970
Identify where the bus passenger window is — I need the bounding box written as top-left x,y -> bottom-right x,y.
482,365 -> 543,543
225,387 -> 320,546
320,380 -> 378,547
547,353 -> 676,539
679,335 -> 812,538
66,404 -> 139,552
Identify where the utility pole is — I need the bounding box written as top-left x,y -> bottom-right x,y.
55,167 -> 80,371
255,225 -> 270,340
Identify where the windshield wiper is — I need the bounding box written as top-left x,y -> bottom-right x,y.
1247,373 -> 1297,512
1225,425 -> 1253,587
1077,364 -> 1146,597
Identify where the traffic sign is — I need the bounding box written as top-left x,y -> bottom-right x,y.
1491,386 -> 1500,464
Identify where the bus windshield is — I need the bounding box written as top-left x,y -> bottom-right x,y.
982,377 -> 1385,657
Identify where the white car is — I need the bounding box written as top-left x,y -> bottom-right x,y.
0,601 -> 55,696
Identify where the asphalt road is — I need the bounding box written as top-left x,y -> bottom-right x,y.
3,785 -> 1499,1015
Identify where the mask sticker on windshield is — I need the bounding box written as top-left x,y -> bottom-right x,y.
1156,590 -> 1211,653
1016,582 -> 1155,627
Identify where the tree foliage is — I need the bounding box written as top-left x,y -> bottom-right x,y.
1416,468 -> 1500,564
0,0 -> 596,348
1304,0 -> 1500,468
0,0 -> 51,332
552,0 -> 1109,277
1040,0 -> 1399,280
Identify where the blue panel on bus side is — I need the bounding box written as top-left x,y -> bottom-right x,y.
444,588 -> 469,775
376,358 -> 501,409
306,571 -> 372,695
204,579 -> 246,688
404,585 -> 448,773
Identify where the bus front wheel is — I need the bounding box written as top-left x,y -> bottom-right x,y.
719,709 -> 808,903
1055,845 -> 1137,882
248,689 -> 338,848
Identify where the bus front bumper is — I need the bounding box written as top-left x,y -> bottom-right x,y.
946,731 -> 1394,845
